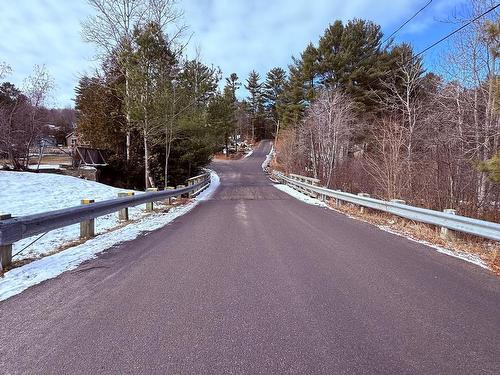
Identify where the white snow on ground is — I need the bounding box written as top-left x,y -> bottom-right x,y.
0,171 -> 144,260
27,164 -> 63,170
274,184 -> 328,208
273,183 -> 489,270
0,170 -> 220,301
261,144 -> 274,170
243,150 -> 253,158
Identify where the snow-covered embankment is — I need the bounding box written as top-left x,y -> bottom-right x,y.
0,170 -> 220,300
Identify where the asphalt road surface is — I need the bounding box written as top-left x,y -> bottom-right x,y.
1,141 -> 499,374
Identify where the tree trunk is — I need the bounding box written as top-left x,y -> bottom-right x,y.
125,68 -> 131,162
144,130 -> 150,189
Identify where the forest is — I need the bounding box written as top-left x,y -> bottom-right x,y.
1,0 -> 499,222
260,1 -> 500,222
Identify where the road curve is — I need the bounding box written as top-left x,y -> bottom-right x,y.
0,140 -> 499,374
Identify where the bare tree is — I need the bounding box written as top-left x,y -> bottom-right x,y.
21,65 -> 54,168
0,65 -> 53,169
442,0 -> 500,207
364,118 -> 410,199
299,89 -> 354,186
378,44 -> 426,192
0,62 -> 11,80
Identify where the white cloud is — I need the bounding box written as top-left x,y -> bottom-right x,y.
0,0 -> 468,106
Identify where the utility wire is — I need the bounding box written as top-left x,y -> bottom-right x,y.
356,0 -> 433,65
361,2 -> 500,89
414,3 -> 500,58
381,0 -> 433,46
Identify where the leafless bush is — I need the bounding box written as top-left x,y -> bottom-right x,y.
363,118 -> 410,200
297,89 -> 355,186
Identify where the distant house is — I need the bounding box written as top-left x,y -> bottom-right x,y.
37,135 -> 58,148
65,132 -> 79,148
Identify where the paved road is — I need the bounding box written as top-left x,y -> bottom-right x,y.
0,141 -> 499,374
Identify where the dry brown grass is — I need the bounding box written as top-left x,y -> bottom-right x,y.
35,155 -> 72,165
326,199 -> 500,274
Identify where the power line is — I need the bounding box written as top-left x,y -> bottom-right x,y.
382,0 -> 433,45
362,2 -> 500,89
356,0 -> 433,66
414,3 -> 500,58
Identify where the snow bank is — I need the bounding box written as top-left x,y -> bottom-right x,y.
261,144 -> 274,170
274,184 -> 328,208
0,170 -> 220,301
273,183 -> 489,270
27,164 -> 63,170
0,171 -> 145,260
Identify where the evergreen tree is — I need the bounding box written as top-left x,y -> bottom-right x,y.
126,21 -> 176,188
74,76 -> 126,154
263,67 -> 286,125
245,70 -> 265,139
280,59 -> 307,128
207,92 -> 234,156
317,19 -> 385,111
225,73 -> 241,103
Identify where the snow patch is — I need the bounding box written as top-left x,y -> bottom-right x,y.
274,184 -> 328,208
0,170 -> 145,260
243,150 -> 253,159
27,164 -> 63,170
0,170 -> 220,301
261,144 -> 274,170
273,182 -> 489,270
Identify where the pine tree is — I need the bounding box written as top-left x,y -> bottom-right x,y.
280,59 -> 307,128
317,19 -> 385,111
245,70 -> 264,140
74,76 -> 126,155
263,67 -> 286,121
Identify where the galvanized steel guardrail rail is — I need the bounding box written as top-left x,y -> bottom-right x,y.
0,173 -> 211,267
273,171 -> 500,242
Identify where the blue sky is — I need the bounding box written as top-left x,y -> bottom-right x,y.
0,0 -> 469,107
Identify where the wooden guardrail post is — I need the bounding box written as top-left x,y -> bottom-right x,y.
165,186 -> 175,204
357,193 -> 370,213
146,188 -> 158,211
80,199 -> 95,239
186,179 -> 195,198
440,209 -> 457,241
176,184 -> 186,198
118,192 -> 134,221
335,192 -> 343,208
0,214 -> 13,270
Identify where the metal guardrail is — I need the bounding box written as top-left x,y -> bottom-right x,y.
0,173 -> 211,247
273,171 -> 500,241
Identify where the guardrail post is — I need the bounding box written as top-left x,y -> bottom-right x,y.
0,214 -> 13,270
80,199 -> 95,239
146,188 -> 158,211
118,192 -> 134,221
186,179 -> 195,198
165,186 -> 175,204
357,193 -> 370,213
176,184 -> 186,198
335,193 -> 342,208
440,209 -> 457,241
